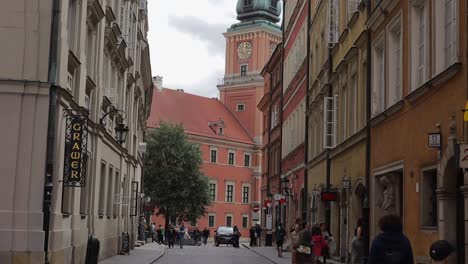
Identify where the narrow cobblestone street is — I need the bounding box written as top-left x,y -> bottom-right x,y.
155,244 -> 274,264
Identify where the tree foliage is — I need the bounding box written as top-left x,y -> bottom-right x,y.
144,122 -> 210,224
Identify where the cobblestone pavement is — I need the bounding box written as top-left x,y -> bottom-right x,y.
99,243 -> 165,264
155,243 -> 275,264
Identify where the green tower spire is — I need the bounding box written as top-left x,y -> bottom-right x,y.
236,0 -> 281,23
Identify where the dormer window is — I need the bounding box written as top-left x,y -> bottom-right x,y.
244,0 -> 252,7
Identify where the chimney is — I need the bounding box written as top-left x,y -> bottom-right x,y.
153,75 -> 163,91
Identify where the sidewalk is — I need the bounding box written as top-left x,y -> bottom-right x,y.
99,243 -> 166,264
242,243 -> 291,264
242,243 -> 342,264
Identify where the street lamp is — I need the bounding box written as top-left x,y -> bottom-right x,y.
280,175 -> 292,196
99,106 -> 129,145
115,123 -> 129,145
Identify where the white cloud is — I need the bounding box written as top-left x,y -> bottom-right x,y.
147,0 -> 237,97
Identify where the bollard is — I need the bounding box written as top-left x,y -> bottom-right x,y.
85,234 -> 100,264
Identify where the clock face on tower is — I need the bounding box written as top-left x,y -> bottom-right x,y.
237,42 -> 252,60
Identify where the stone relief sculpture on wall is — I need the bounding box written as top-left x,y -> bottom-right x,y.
376,175 -> 396,214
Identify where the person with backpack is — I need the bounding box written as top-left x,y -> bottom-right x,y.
275,223 -> 286,257
368,214 -> 414,264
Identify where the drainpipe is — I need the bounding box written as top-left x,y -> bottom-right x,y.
363,0 -> 372,263
43,0 -> 61,262
279,0 -> 285,226
303,0 -> 311,223
266,69 -> 273,216
325,42 -> 333,230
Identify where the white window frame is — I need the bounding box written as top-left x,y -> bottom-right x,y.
244,153 -> 251,167
444,0 -> 457,67
371,33 -> 385,117
411,1 -> 428,90
208,213 -> 216,228
240,64 -> 248,76
328,0 -> 340,45
236,104 -> 246,112
323,96 -> 337,149
350,62 -> 358,135
387,13 -> 402,107
242,214 -> 249,228
226,214 -> 233,227
210,147 -> 218,163
242,184 -> 251,204
226,182 -> 235,203
209,181 -> 217,201
228,150 -> 235,165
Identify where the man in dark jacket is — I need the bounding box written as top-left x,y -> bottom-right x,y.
368,214 -> 414,264
249,226 -> 256,246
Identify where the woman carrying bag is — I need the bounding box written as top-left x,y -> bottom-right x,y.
296,222 -> 315,264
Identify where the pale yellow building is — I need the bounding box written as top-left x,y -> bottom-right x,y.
307,0 -> 368,261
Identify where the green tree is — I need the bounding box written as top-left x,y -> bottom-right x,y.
144,122 -> 210,228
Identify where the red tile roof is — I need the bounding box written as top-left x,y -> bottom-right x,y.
147,88 -> 254,144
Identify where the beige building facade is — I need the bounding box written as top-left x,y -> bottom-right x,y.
307,0 -> 368,261
0,0 -> 153,263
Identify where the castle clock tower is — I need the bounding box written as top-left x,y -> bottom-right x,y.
218,0 -> 282,145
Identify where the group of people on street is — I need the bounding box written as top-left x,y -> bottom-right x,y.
249,224 -> 263,247
149,223 -> 212,249
280,214 -> 414,264
150,223 -> 165,244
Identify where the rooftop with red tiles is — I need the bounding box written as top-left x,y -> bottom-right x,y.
147,88 -> 254,145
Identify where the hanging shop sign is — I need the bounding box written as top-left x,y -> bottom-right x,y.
63,110 -> 88,187
321,191 -> 338,201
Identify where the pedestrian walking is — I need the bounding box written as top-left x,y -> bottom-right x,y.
178,224 -> 188,248
319,223 -> 333,263
150,223 -> 156,243
275,223 -> 286,257
296,222 -> 314,264
202,227 -> 210,246
166,225 -> 176,248
255,224 -> 262,246
350,222 -> 364,264
368,214 -> 414,264
249,226 -> 256,246
193,227 -> 201,246
290,224 -> 301,264
312,225 -> 329,264
156,225 -> 163,244
233,226 -> 241,248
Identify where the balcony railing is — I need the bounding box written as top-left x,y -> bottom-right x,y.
217,74 -> 263,86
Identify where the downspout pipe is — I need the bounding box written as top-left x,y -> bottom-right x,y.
325,41 -> 333,229
363,0 -> 372,263
303,0 -> 311,223
43,0 -> 60,263
279,0 -> 285,226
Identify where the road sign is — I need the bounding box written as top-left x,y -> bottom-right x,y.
252,204 -> 260,212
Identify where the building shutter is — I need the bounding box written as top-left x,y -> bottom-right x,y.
323,96 -> 336,149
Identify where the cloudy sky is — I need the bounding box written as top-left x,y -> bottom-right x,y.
147,0 -> 238,98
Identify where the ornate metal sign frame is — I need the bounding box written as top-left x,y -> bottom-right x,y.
63,109 -> 89,187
